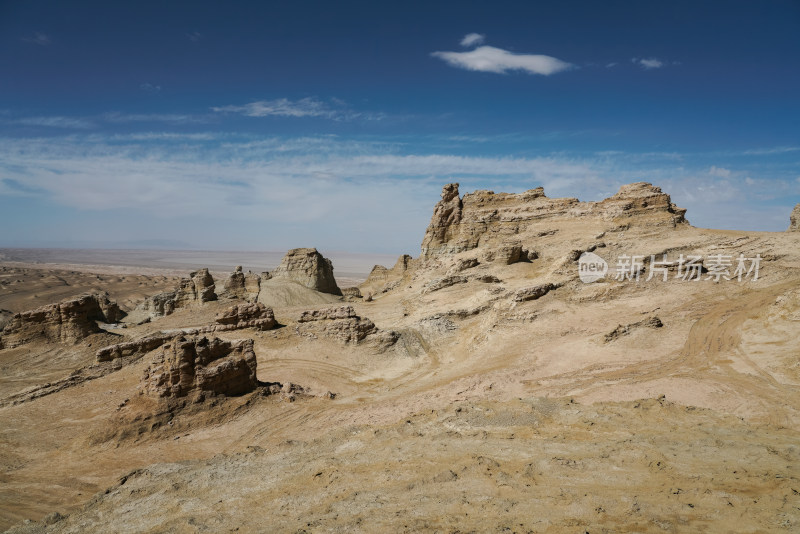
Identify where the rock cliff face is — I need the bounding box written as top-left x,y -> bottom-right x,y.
271,248 -> 342,296
141,336 -> 258,400
214,302 -> 276,331
296,305 -> 388,344
136,268 -> 217,318
789,204 -> 800,232
0,293 -> 122,349
221,266 -> 261,301
420,182 -> 688,257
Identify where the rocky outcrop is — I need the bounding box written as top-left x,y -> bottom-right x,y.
0,293 -> 123,349
135,268 -> 217,319
604,316 -> 663,343
513,283 -> 557,303
221,266 -> 261,301
96,305 -> 276,363
341,287 -> 362,300
141,336 -> 258,400
271,248 -> 342,296
296,305 -> 391,345
789,204 -> 800,232
96,332 -> 176,362
420,183 -> 463,256
422,275 -> 469,294
215,302 -> 276,331
360,254 -> 413,296
420,182 -> 688,258
0,309 -> 15,332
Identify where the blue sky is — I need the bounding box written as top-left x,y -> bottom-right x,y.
1,0 -> 798,253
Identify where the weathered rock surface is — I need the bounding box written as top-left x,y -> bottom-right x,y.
296,305 -> 385,344
360,254 -> 413,296
135,269 -> 217,318
604,316 -> 664,343
513,283 -> 557,303
0,293 -> 122,349
341,287 -> 362,300
221,266 -> 261,301
271,248 -> 342,296
214,302 -> 276,331
789,204 -> 800,232
96,333 -> 176,362
422,275 -> 468,294
420,182 -> 688,257
142,336 -> 257,399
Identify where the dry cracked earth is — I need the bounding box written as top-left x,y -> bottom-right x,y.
1,182 -> 799,533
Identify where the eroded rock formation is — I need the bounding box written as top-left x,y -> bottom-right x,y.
296,305 -> 388,344
135,268 -> 217,318
215,302 -> 276,331
0,293 -> 122,349
141,336 -> 258,400
360,254 -> 413,296
789,204 -> 800,232
221,266 -> 261,301
271,248 -> 342,296
420,182 -> 688,258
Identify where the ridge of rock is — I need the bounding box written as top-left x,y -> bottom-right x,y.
0,293 -> 122,349
420,182 -> 688,257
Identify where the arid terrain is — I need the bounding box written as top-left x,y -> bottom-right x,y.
2,182 -> 799,533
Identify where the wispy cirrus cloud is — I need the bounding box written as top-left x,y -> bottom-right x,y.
140,83 -> 162,94
8,116 -> 94,129
22,32 -> 51,46
632,57 -> 664,69
432,35 -> 574,75
211,97 -> 386,122
460,33 -> 485,47
212,97 -> 337,118
102,112 -> 206,124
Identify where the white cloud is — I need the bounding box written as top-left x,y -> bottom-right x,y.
212,97 -> 338,119
632,57 -> 664,69
10,116 -> 94,129
742,146 -> 800,156
102,112 -> 204,124
211,97 -> 386,122
606,62 -> 618,68
460,33 -> 485,47
1,134 -> 797,251
140,83 -> 162,94
187,31 -> 202,42
709,165 -> 731,177
432,45 -> 573,75
23,32 -> 51,46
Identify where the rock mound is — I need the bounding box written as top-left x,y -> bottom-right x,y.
296,305 -> 389,345
135,268 -> 217,319
271,248 -> 342,296
0,293 -> 122,349
221,266 -> 261,301
789,204 -> 800,232
215,302 -> 276,331
141,336 -> 258,400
